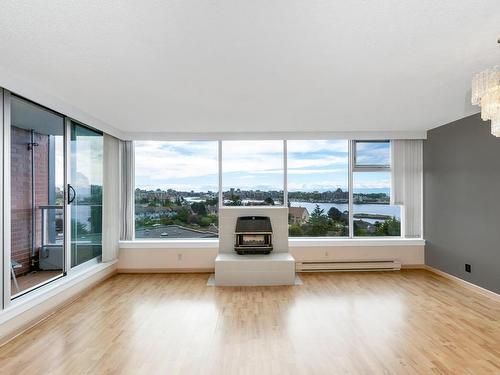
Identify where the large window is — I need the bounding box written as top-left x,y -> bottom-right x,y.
222,141 -> 284,206
352,141 -> 400,236
287,140 -> 349,237
133,139 -> 402,239
134,141 -> 219,239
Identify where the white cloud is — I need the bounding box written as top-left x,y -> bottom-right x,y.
135,140 -> 388,192
135,141 -> 218,179
287,155 -> 348,169
287,140 -> 349,153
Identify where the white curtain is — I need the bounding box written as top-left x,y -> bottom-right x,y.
391,140 -> 423,238
102,134 -> 121,262
120,140 -> 135,241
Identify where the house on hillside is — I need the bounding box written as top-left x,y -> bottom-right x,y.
288,207 -> 310,225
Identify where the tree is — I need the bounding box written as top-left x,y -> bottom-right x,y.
208,213 -> 218,226
175,207 -> 190,223
374,217 -> 401,236
309,205 -> 330,236
205,197 -> 218,206
327,207 -> 343,221
328,206 -> 348,225
200,216 -> 212,227
226,194 -> 242,206
187,214 -> 200,225
191,202 -> 207,216
264,197 -> 275,206
160,217 -> 174,226
353,220 -> 369,236
289,224 -> 303,236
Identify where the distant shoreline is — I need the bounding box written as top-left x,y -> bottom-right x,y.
289,200 -> 389,205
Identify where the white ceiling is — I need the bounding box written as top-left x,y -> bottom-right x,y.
0,1 -> 499,138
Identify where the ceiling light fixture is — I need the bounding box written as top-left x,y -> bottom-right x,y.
471,39 -> 500,137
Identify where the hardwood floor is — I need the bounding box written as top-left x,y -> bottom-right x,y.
0,270 -> 499,374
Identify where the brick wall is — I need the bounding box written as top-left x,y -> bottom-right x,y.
11,127 -> 49,276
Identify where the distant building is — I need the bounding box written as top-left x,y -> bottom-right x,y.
135,205 -> 175,220
289,207 -> 309,225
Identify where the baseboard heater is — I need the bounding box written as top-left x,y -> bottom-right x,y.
296,260 -> 401,272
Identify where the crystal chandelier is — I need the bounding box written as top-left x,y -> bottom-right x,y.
471,64 -> 500,137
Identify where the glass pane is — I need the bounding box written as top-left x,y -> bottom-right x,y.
222,141 -> 284,206
353,171 -> 401,236
355,141 -> 390,167
71,123 -> 103,267
287,140 -> 349,237
134,141 -> 219,239
10,96 -> 65,297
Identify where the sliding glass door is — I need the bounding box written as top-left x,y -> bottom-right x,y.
0,93 -> 103,307
1,91 -> 104,304
70,122 -> 103,267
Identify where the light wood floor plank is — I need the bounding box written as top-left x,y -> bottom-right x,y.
0,270 -> 498,374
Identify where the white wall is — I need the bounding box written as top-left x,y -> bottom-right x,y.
291,244 -> 424,265
118,247 -> 218,271
118,239 -> 424,271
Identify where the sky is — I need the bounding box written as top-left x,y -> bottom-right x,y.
134,140 -> 391,193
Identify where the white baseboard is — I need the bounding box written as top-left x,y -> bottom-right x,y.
425,265 -> 500,302
401,264 -> 425,269
117,268 -> 214,273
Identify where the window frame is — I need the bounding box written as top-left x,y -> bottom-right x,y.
131,139 -> 401,240
352,140 -> 391,171
287,139 -> 350,238
350,140 -> 400,237
133,140 -> 220,240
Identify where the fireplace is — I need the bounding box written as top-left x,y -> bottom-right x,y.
234,216 -> 273,255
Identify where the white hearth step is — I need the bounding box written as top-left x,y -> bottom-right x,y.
214,252 -> 295,286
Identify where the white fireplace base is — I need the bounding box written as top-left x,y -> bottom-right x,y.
214,252 -> 296,286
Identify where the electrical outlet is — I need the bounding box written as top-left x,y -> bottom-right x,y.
177,254 -> 182,261
465,264 -> 471,273
325,251 -> 329,257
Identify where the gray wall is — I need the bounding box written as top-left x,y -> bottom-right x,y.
424,113 -> 500,294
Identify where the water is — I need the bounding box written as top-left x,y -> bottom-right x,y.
289,201 -> 400,222
175,196 -> 401,222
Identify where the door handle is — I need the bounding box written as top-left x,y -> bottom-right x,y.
68,184 -> 76,204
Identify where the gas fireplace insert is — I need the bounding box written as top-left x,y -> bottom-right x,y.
234,216 -> 273,255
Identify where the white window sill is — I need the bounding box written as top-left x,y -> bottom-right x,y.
119,238 -> 425,249
0,260 -> 117,325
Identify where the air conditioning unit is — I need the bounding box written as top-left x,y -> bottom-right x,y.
39,245 -> 64,270
296,260 -> 401,272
